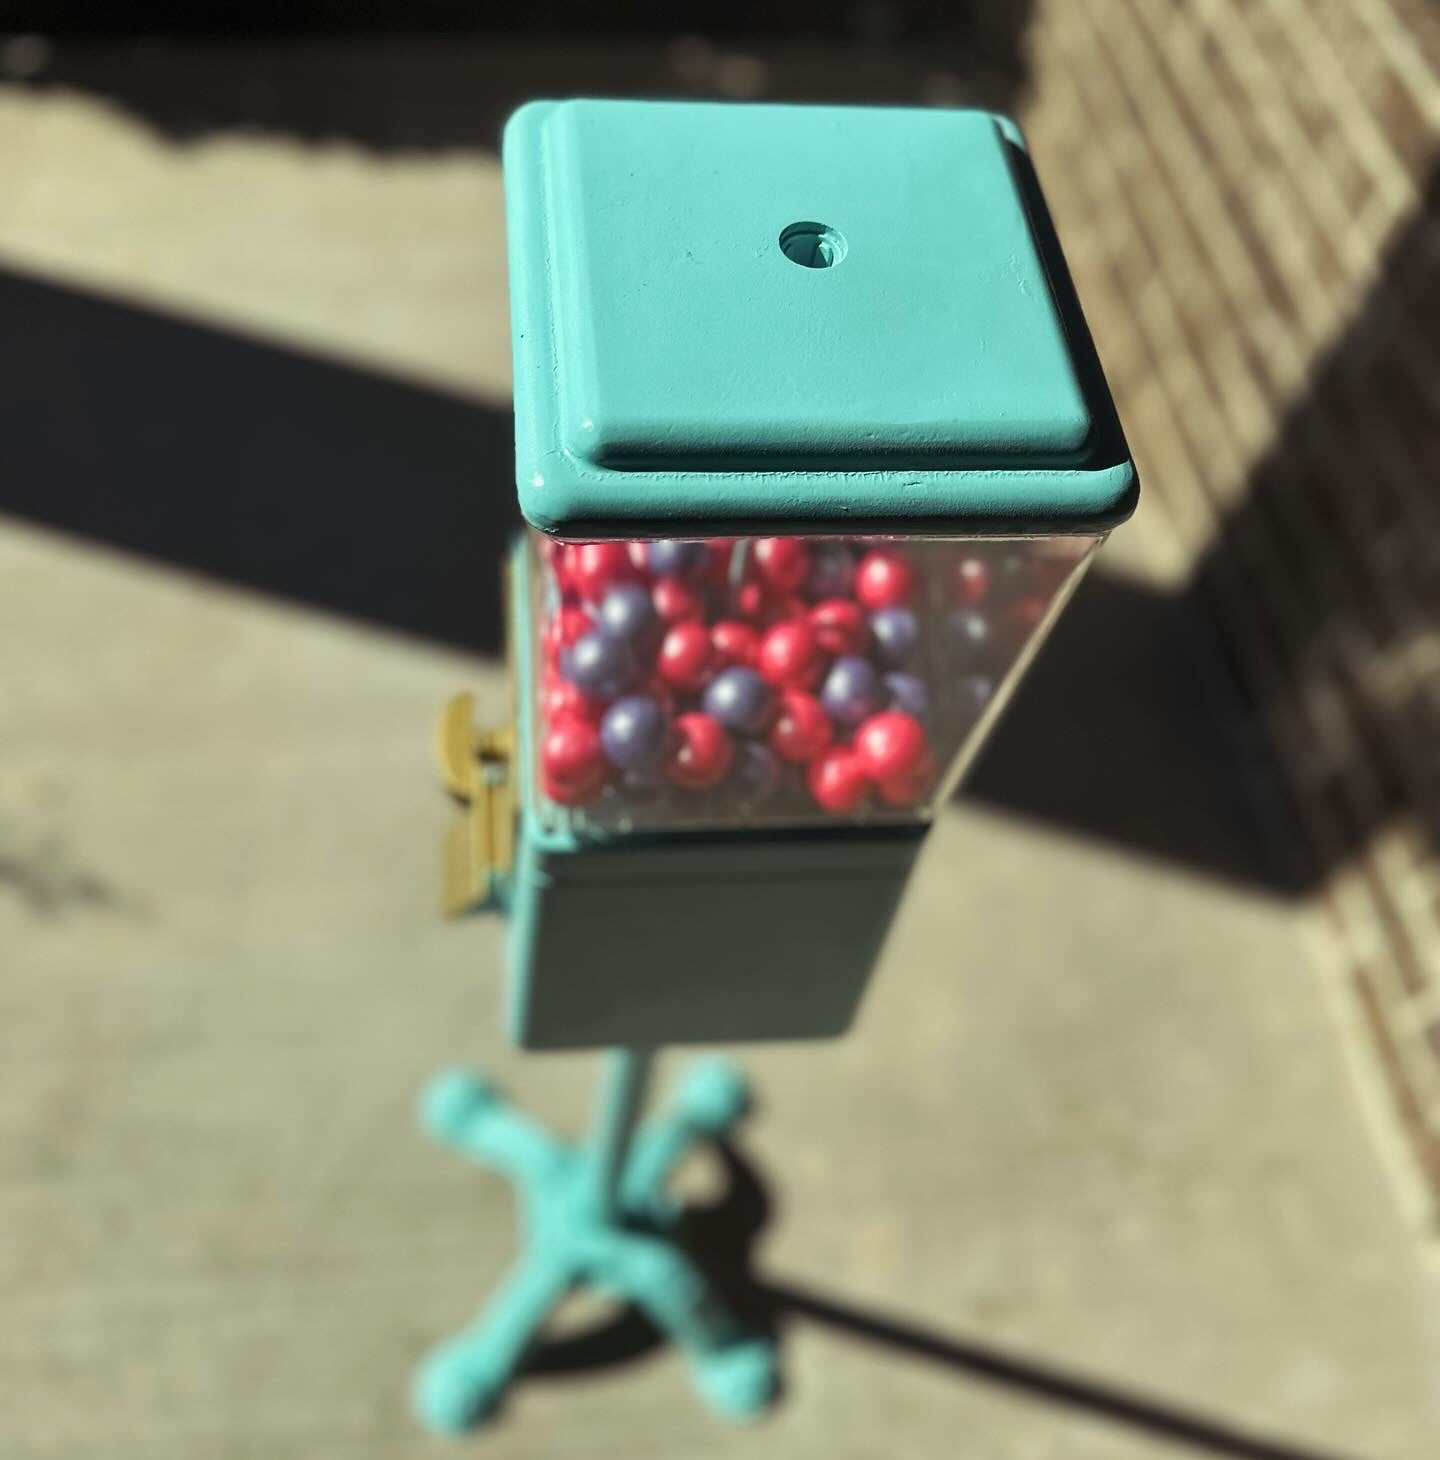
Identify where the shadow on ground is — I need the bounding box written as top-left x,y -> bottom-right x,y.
511,1139 -> 1359,1460
10,6 -> 1035,147
0,21 -> 1333,899
0,263 -> 1289,893
0,267 -> 520,653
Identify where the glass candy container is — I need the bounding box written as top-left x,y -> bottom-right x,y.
531,534 -> 1096,829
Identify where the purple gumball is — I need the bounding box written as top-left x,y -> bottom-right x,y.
566,630 -> 635,700
702,666 -> 773,734
729,740 -> 782,802
821,654 -> 883,729
945,607 -> 991,663
884,671 -> 929,719
646,540 -> 709,579
598,582 -> 658,644
806,541 -> 856,599
953,673 -> 995,718
870,606 -> 919,666
600,695 -> 669,772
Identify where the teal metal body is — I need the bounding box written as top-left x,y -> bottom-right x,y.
413,99 -> 1138,1433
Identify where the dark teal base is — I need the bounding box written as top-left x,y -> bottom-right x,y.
508,826 -> 923,1049
411,1054 -> 777,1432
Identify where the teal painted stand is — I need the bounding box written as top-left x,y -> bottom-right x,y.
411,1050 -> 778,1432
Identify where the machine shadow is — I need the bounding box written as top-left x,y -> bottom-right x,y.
974,155 -> 1439,899
522,1140 -> 1359,1460
1170,162 -> 1440,892
20,4 -> 1038,149
0,263 -> 1298,892
0,265 -> 519,655
965,569 -> 1306,893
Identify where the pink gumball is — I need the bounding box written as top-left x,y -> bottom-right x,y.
753,538 -> 810,593
711,620 -> 761,670
657,621 -> 714,691
808,747 -> 870,814
652,575 -> 706,625
758,619 -> 823,689
769,689 -> 833,764
542,716 -> 609,805
664,712 -> 733,790
855,547 -> 916,609
855,711 -> 929,782
572,542 -> 640,603
809,598 -> 868,656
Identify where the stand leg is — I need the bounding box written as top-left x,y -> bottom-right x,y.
599,1228 -> 777,1420
623,1058 -> 750,1211
412,1052 -> 777,1432
420,1067 -> 564,1184
412,1250 -> 573,1432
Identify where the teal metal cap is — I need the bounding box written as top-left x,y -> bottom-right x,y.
504,100 -> 1136,539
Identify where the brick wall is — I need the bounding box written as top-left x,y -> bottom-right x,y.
1021,0 -> 1440,1220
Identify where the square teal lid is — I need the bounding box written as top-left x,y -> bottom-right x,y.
504,99 -> 1136,538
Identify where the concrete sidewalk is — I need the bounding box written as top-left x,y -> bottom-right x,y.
2,82 -> 1439,1460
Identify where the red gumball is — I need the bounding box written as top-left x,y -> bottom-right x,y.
642,674 -> 678,717
664,712 -> 733,790
735,579 -> 770,622
952,554 -> 991,606
758,619 -> 823,689
809,598 -> 868,656
855,547 -> 917,609
542,716 -> 609,804
711,620 -> 761,670
761,593 -> 808,628
855,711 -> 929,782
753,538 -> 810,593
543,768 -> 606,806
572,542 -> 639,603
652,574 -> 706,625
808,747 -> 871,814
706,539 -> 739,585
544,604 -> 594,662
626,540 -> 653,575
657,621 -> 714,691
769,689 -> 833,764
875,755 -> 936,808
544,677 -> 604,726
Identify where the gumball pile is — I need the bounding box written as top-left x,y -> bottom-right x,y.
537,535 -> 1081,817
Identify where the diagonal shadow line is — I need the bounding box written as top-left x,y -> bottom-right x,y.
765,1279 -> 1359,1460
525,1277 -> 1358,1460
520,1143 -> 1357,1460
522,1284 -> 1355,1460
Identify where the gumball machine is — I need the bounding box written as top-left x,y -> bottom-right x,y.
418,99 -> 1136,1432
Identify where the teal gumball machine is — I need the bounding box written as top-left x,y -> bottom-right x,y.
419,99 -> 1136,1433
